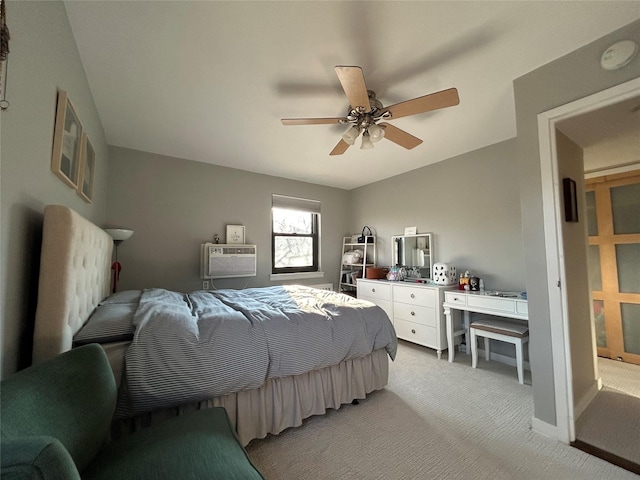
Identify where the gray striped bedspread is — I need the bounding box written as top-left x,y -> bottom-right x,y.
115,285 -> 397,417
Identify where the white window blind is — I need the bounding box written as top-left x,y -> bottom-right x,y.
272,194 -> 321,214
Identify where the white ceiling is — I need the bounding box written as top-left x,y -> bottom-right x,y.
63,1 -> 640,190
557,95 -> 640,174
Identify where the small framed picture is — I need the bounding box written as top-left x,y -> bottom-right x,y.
76,133 -> 95,203
226,225 -> 245,244
404,226 -> 417,236
51,90 -> 83,189
562,178 -> 578,222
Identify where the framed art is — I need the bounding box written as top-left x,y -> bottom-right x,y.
51,90 -> 83,188
563,177 -> 578,222
77,133 -> 95,203
226,225 -> 245,244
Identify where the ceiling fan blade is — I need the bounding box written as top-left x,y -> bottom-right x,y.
281,117 -> 347,126
329,139 -> 350,156
383,88 -> 459,120
335,66 -> 371,113
379,122 -> 423,150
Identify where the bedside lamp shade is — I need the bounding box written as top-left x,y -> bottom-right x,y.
104,229 -> 134,243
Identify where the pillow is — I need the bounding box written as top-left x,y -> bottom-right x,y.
73,304 -> 136,346
98,290 -> 142,306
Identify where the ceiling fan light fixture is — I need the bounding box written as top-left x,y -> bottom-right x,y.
281,66 -> 460,156
342,126 -> 360,145
360,131 -> 374,150
368,123 -> 385,143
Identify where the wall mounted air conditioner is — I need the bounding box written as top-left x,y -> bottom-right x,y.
201,243 -> 257,279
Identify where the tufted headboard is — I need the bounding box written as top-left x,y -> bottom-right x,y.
32,205 -> 113,364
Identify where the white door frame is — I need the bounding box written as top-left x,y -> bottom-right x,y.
537,77 -> 640,444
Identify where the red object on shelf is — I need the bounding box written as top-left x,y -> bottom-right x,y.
111,261 -> 121,293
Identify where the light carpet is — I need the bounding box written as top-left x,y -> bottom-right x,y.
574,357 -> 640,468
246,341 -> 638,479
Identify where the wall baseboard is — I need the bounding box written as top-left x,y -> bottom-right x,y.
531,416 -> 558,440
573,379 -> 600,421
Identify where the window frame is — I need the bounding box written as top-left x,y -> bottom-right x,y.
271,208 -> 320,275
271,193 -> 324,280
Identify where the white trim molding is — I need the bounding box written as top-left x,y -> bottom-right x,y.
270,271 -> 324,281
537,77 -> 640,445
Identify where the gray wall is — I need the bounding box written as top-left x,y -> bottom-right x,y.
107,147 -> 350,293
556,132 -> 598,408
0,1 -> 109,377
349,139 -> 525,292
514,19 -> 640,427
350,139 -> 526,362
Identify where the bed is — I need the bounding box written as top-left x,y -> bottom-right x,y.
32,205 -> 397,446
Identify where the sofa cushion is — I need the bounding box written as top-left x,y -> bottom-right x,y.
0,345 -> 116,472
83,407 -> 264,480
0,436 -> 81,480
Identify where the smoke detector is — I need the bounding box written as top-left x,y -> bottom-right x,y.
600,40 -> 638,71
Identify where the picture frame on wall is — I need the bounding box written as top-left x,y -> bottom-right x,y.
563,177 -> 579,222
226,225 -> 245,244
77,133 -> 95,203
51,90 -> 83,188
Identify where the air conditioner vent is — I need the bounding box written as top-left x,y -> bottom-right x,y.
201,243 -> 257,279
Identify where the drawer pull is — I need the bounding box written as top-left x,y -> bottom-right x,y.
411,329 -> 416,334
410,293 -> 415,298
371,288 -> 376,293
411,311 -> 415,316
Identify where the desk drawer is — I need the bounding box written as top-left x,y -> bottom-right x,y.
467,295 -> 515,314
516,301 -> 528,316
444,292 -> 467,306
394,303 -> 436,327
357,281 -> 392,301
393,284 -> 436,307
395,319 -> 437,346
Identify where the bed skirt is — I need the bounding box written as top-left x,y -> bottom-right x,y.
112,348 -> 389,446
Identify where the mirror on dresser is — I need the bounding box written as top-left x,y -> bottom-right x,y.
391,233 -> 433,280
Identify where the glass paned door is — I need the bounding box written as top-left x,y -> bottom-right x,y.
586,171 -> 640,365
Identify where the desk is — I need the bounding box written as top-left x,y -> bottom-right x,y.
443,290 -> 528,362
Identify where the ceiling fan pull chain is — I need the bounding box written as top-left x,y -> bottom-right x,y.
0,0 -> 9,62
0,0 -> 10,111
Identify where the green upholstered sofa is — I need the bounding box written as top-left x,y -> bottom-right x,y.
1,344 -> 264,480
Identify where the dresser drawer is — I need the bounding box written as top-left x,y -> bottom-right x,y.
394,318 -> 437,346
393,284 -> 436,307
357,281 -> 392,301
444,291 -> 467,306
394,302 -> 436,327
360,296 -> 393,321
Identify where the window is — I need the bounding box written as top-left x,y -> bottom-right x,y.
272,194 -> 320,274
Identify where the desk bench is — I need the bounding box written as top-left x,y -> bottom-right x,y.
470,318 -> 529,384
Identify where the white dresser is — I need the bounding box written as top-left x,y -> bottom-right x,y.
358,278 -> 453,359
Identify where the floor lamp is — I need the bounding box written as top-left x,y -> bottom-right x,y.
104,228 -> 133,293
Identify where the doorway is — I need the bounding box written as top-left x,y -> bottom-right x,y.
538,78 -> 640,472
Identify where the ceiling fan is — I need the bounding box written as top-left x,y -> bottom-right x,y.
281,66 -> 460,155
